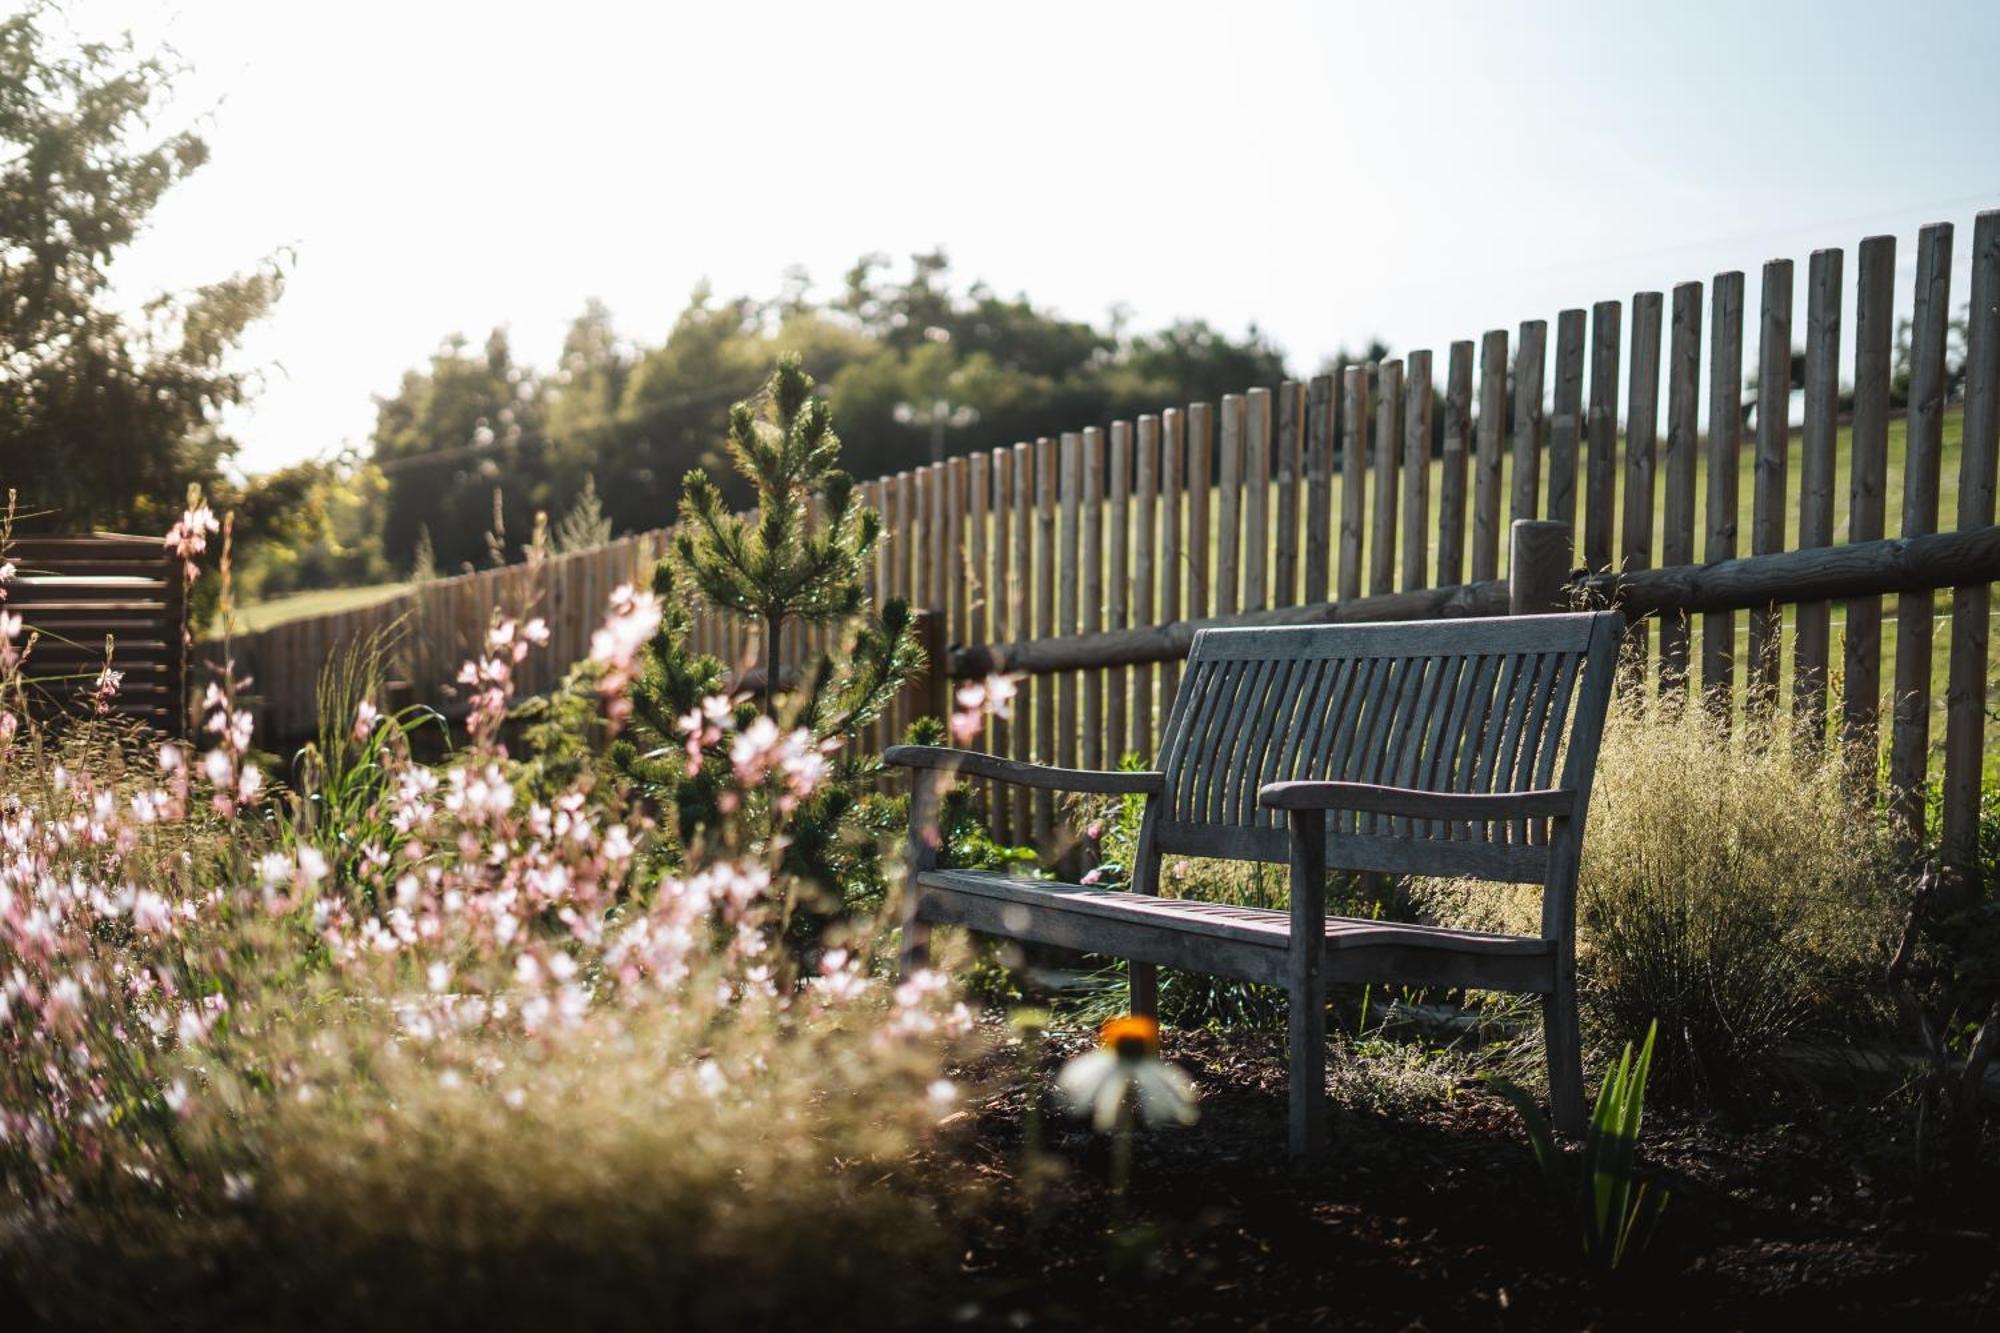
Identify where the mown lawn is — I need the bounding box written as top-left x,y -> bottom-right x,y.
219,581 -> 410,634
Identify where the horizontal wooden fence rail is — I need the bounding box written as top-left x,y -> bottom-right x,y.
211,208 -> 1999,879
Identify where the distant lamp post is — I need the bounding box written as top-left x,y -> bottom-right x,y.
894,397 -> 980,464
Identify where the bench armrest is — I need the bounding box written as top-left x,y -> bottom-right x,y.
883,745 -> 1164,796
1258,780 -> 1577,820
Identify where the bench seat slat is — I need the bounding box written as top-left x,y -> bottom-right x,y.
915,869 -> 1553,957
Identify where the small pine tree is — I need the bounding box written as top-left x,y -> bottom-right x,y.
675,354 -> 877,716
614,356 -> 924,931
556,475 -> 614,553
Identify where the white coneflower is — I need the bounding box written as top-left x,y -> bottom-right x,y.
1056,1014 -> 1198,1132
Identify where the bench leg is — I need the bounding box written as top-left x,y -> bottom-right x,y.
897,895 -> 930,978
1286,807 -> 1328,1159
1543,977 -> 1586,1137
1129,961 -> 1158,1019
1288,970 -> 1328,1158
899,769 -> 939,979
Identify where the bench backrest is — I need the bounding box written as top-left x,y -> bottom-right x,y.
1151,612 -> 1624,885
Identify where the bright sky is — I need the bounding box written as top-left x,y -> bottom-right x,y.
72,0 -> 2000,476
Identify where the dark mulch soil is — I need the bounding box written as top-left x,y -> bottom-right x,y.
933,1022 -> 2000,1331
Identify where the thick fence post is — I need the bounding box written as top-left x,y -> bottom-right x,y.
914,608 -> 949,726
1509,520 -> 1574,615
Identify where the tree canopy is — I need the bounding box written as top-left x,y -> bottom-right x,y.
0,4 -> 285,537
368,251 -> 1298,573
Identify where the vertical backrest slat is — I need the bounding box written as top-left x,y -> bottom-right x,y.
1325,655 -> 1386,833
1184,658 -> 1244,824
1415,654 -> 1474,838
1356,656 -> 1423,834
1388,655 -> 1449,836
1204,658 -> 1273,825
1449,654 -> 1504,840
1237,658 -> 1304,827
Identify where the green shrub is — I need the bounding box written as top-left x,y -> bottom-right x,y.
1419,701 -> 1900,1105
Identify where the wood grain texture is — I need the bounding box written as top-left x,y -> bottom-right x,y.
1245,387 -> 1272,611
1081,427 -> 1104,768
1942,209 -> 1999,877
1795,249 -> 1843,746
1891,224 -> 1952,848
1164,407 -> 1191,715
1549,310 -> 1586,533
1703,271 -> 1747,711
1372,360 -> 1403,596
1218,395 -> 1244,616
1622,292 -> 1662,680
1748,259 -> 1794,714
1058,432 -> 1082,772
1660,282 -> 1702,690
1403,350 -> 1434,593
1512,321 -> 1548,526
1034,438 -> 1057,842
1340,365 -> 1369,600
1305,375 -> 1335,603
1475,330 -> 1508,581
1441,341 -> 1474,586
1135,416 -> 1160,756
1109,420 -> 1132,759
1275,381 -> 1303,607
1843,236 -> 1895,777
1012,443 -> 1034,835
1586,300 -> 1623,572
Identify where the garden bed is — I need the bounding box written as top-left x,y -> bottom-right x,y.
938,1021 -> 2000,1329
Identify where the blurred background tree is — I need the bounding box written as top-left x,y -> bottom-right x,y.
0,4 -> 297,542
366,251 -> 1308,577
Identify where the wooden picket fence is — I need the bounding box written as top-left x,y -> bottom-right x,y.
216,209 -> 2000,878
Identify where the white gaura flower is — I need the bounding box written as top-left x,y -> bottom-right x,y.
1056,1015 -> 1199,1132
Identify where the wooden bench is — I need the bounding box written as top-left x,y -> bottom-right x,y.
886,610 -> 1624,1156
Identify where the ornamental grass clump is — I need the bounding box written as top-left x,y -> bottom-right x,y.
0,502 -> 978,1328
1418,700 -> 1899,1105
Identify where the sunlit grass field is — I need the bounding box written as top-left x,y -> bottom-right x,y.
223,580 -> 410,633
